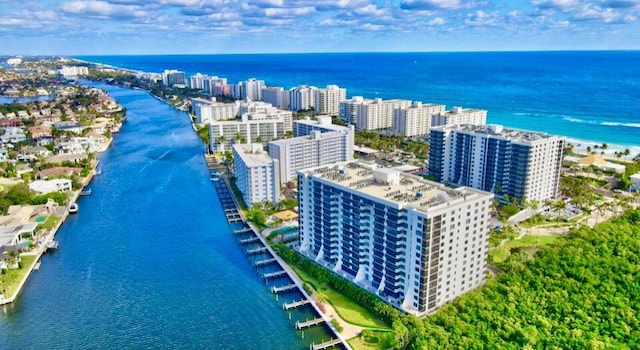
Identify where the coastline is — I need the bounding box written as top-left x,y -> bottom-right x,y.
76,57 -> 640,157
0,135 -> 116,305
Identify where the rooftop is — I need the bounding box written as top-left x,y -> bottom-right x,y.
301,162 -> 491,213
436,124 -> 562,143
294,116 -> 350,132
233,143 -> 274,168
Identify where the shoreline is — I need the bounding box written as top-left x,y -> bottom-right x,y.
77,58 -> 640,156
0,134 -> 116,305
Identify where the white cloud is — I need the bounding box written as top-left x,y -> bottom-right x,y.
263,6 -> 315,17
428,17 -> 446,25
61,0 -> 149,19
465,10 -> 499,26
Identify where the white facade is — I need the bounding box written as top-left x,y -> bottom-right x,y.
314,85 -> 347,116
233,144 -> 280,205
209,111 -> 293,153
429,124 -> 565,202
261,87 -> 289,109
29,179 -> 73,194
432,107 -> 487,127
162,70 -> 186,87
232,78 -> 265,101
393,102 -> 446,137
339,97 -> 412,130
297,162 -> 493,315
191,98 -> 239,124
289,85 -> 317,111
59,66 -> 89,77
268,129 -> 354,184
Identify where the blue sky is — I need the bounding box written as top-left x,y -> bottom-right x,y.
1,0 -> 639,55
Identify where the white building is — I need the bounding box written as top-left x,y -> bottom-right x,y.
0,127 -> 27,143
268,128 -> 354,184
432,107 -> 487,128
233,143 -> 280,205
191,98 -> 239,124
59,66 -> 89,77
162,70 -> 186,87
429,124 -> 565,202
232,78 -> 265,101
393,102 -> 446,137
314,85 -> 347,116
339,97 -> 412,130
29,179 -> 73,194
7,57 -> 22,66
289,85 -> 317,111
262,87 -> 289,109
209,111 -> 293,153
297,161 -> 493,315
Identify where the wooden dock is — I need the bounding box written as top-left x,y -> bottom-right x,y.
295,317 -> 325,329
312,339 -> 343,350
283,299 -> 311,310
233,228 -> 253,235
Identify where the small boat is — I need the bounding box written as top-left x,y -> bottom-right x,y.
95,167 -> 102,175
46,240 -> 59,250
34,261 -> 41,270
68,203 -> 79,213
81,188 -> 92,196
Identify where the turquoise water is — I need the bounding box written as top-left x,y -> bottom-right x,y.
77,51 -> 640,153
0,83 -> 330,349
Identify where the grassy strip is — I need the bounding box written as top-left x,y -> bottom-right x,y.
288,264 -> 390,330
36,216 -> 60,230
1,255 -> 37,297
490,235 -> 564,264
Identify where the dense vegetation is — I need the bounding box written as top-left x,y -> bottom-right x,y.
280,209 -> 640,349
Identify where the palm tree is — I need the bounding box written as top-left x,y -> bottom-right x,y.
215,135 -> 226,153
552,199 -> 567,223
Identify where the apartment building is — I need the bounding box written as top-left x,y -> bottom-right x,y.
233,143 -> 280,205
297,161 -> 493,315
314,85 -> 347,116
268,129 -> 353,184
393,102 -> 446,137
428,124 -> 564,202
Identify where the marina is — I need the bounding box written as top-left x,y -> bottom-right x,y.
208,156 -> 348,350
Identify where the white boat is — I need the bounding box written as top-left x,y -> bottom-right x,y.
68,203 -> 79,213
46,240 -> 59,250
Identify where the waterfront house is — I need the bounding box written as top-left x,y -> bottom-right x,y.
35,167 -> 81,180
0,223 -> 37,251
29,179 -> 72,194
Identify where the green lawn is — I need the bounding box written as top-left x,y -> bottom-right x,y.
288,264 -> 390,330
1,255 -> 37,298
347,330 -> 394,350
36,216 -> 60,230
490,235 -> 564,264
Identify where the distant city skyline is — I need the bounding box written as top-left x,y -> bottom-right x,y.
1,0 -> 639,55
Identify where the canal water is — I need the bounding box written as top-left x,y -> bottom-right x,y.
0,83 -> 332,349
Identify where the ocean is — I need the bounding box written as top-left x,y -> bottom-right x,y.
76,51 -> 640,154
0,82 -> 330,349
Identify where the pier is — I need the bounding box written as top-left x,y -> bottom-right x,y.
312,339 -> 343,350
247,246 -> 268,255
204,152 -> 349,349
263,270 -> 287,280
240,236 -> 260,244
272,283 -> 298,294
255,258 -> 277,267
296,317 -> 325,329
283,299 -> 311,310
